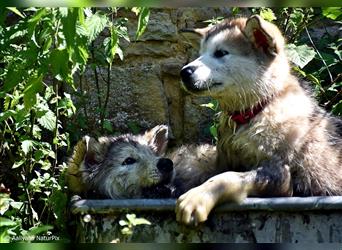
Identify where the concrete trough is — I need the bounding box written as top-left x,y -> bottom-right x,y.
70,196 -> 342,243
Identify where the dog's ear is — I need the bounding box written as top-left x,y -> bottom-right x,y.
245,15 -> 281,56
180,27 -> 210,38
83,136 -> 106,165
143,125 -> 169,155
179,27 -> 210,49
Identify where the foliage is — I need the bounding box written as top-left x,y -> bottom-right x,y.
0,7 -> 149,242
271,7 -> 341,116
119,213 -> 151,241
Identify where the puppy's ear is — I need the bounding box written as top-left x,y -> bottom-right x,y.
143,125 -> 169,155
179,27 -> 210,49
83,136 -> 105,165
180,27 -> 210,37
244,15 -> 281,56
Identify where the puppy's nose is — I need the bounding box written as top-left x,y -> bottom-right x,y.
180,66 -> 195,84
157,158 -> 173,174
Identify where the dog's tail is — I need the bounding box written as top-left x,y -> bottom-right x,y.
65,136 -> 90,194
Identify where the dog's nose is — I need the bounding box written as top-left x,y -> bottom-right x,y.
180,66 -> 195,84
157,158 -> 173,174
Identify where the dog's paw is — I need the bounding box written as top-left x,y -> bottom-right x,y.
175,184 -> 218,226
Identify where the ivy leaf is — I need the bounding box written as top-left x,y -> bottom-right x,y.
286,44 -> 316,69
37,110 -> 56,131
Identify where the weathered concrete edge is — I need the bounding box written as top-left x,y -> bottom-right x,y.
70,196 -> 342,214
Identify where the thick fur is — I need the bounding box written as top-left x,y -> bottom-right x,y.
66,125 -> 217,199
177,15 -> 342,225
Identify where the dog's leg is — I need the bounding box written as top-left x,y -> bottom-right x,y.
176,160 -> 292,225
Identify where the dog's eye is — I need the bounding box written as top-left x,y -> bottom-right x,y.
122,157 -> 137,165
214,49 -> 229,58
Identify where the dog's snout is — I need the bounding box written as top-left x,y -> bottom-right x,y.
157,158 -> 173,174
180,66 -> 195,84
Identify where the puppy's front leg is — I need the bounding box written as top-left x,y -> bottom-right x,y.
176,164 -> 292,226
175,171 -> 253,225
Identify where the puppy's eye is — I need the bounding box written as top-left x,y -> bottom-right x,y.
214,49 -> 229,58
122,157 -> 137,165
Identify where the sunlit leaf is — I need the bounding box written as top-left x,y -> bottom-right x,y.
135,7 -> 150,40
260,8 -> 276,22
85,12 -> 108,43
322,7 -> 342,20
37,110 -> 56,131
21,140 -> 34,155
6,7 -> 25,18
286,44 -> 316,69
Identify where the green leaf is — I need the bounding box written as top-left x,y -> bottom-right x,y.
286,44 -> 316,69
332,100 -> 342,116
12,160 -> 25,169
23,75 -> 44,111
131,218 -> 151,226
121,227 -> 132,235
0,217 -> 17,227
50,49 -> 69,79
103,120 -> 113,133
27,225 -> 53,237
260,8 -> 276,22
0,196 -> 12,215
37,110 -> 56,131
210,124 -> 218,139
6,7 -> 25,18
61,8 -> 78,53
126,213 -> 136,223
21,140 -> 34,155
135,7 -> 150,40
3,65 -> 22,92
322,7 -> 342,20
200,103 -> 215,110
0,110 -> 16,122
119,220 -> 128,226
10,201 -> 23,210
85,12 -> 108,43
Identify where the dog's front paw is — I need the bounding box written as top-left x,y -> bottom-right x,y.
175,184 -> 218,226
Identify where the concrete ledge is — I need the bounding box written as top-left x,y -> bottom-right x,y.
71,196 -> 342,214
70,196 -> 342,243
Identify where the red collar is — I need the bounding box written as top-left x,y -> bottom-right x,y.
229,100 -> 269,125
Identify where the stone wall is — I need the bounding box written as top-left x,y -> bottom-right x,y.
80,8 -> 233,144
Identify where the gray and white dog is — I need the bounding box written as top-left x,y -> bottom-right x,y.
66,125 -> 217,199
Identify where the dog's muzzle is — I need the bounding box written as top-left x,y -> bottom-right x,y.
180,66 -> 198,91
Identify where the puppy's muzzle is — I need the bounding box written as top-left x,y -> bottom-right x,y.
180,66 -> 198,91
157,158 -> 174,184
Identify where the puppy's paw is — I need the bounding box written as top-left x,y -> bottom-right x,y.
175,184 -> 218,226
